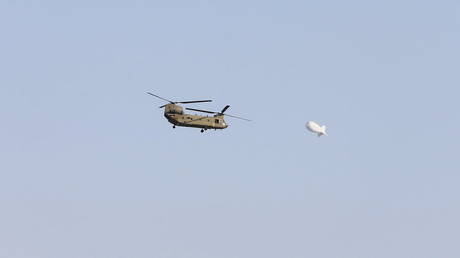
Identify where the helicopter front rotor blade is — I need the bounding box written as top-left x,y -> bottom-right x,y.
147,92 -> 174,103
177,100 -> 213,104
185,107 -> 216,114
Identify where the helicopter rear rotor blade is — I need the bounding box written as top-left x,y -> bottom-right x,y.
220,105 -> 230,114
218,105 -> 250,121
224,114 -> 251,121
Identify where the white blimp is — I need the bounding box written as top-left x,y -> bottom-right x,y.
306,121 -> 327,137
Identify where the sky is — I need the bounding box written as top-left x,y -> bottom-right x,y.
1,0 -> 459,257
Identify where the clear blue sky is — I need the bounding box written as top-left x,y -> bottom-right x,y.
1,1 -> 459,257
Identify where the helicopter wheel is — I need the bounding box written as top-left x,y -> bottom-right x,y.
201,129 -> 204,133
173,125 -> 176,129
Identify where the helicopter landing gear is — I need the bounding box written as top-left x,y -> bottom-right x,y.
201,129 -> 204,133
173,125 -> 176,129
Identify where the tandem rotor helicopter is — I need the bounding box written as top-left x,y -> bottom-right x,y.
147,92 -> 250,132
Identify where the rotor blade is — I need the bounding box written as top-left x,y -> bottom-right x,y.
224,114 -> 251,121
186,107 -> 217,114
220,105 -> 230,114
147,92 -> 173,103
177,100 -> 212,104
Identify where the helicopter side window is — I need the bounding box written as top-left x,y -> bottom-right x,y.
215,119 -> 219,124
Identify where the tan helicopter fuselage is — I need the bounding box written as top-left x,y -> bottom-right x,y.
164,104 -> 228,130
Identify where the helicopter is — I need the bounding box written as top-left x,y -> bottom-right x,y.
147,92 -> 250,132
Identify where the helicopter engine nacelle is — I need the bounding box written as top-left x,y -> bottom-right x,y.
164,104 -> 184,114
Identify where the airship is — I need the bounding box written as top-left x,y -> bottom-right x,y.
306,121 -> 327,137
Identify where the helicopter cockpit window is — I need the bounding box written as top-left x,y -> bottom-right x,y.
170,109 -> 183,115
